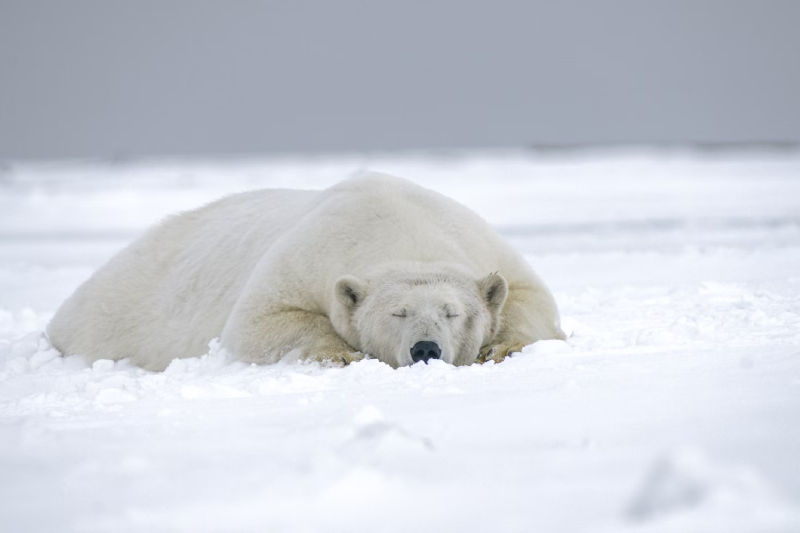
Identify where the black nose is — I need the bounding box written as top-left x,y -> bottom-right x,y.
411,341 -> 441,363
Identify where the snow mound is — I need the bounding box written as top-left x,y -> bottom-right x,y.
625,450 -> 800,532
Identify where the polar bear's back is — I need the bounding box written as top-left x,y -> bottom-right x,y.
344,176 -> 523,268
47,188 -> 320,370
264,175 -> 536,308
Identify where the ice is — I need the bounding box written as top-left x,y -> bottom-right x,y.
1,148 -> 799,532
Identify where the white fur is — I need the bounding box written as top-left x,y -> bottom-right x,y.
48,174 -> 564,370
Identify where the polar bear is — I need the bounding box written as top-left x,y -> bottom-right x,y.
47,173 -> 564,371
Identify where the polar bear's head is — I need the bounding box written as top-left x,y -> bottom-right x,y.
330,264 -> 508,367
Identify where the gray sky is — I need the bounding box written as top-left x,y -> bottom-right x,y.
1,0 -> 799,160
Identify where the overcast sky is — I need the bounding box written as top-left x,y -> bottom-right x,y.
1,1 -> 799,160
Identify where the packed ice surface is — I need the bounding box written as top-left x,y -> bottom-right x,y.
1,149 -> 799,532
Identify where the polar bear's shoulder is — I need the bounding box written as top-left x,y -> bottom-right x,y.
328,172 -> 414,192
321,173 -> 466,214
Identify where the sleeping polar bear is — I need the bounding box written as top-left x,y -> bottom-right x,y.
48,173 -> 565,371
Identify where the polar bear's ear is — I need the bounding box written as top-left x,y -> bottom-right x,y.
478,272 -> 508,311
335,275 -> 367,310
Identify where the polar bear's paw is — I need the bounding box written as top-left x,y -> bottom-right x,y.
339,351 -> 366,366
477,342 -> 526,364
312,350 -> 366,367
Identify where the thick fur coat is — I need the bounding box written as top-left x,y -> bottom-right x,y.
48,174 -> 564,370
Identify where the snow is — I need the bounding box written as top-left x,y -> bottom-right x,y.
1,148 -> 799,532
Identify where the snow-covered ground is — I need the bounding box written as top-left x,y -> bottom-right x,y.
1,149 -> 799,532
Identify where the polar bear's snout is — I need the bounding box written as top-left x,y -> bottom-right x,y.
411,341 -> 441,363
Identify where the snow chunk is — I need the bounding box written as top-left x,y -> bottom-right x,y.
91,359 -> 115,372
626,450 -> 800,531
523,339 -> 573,356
